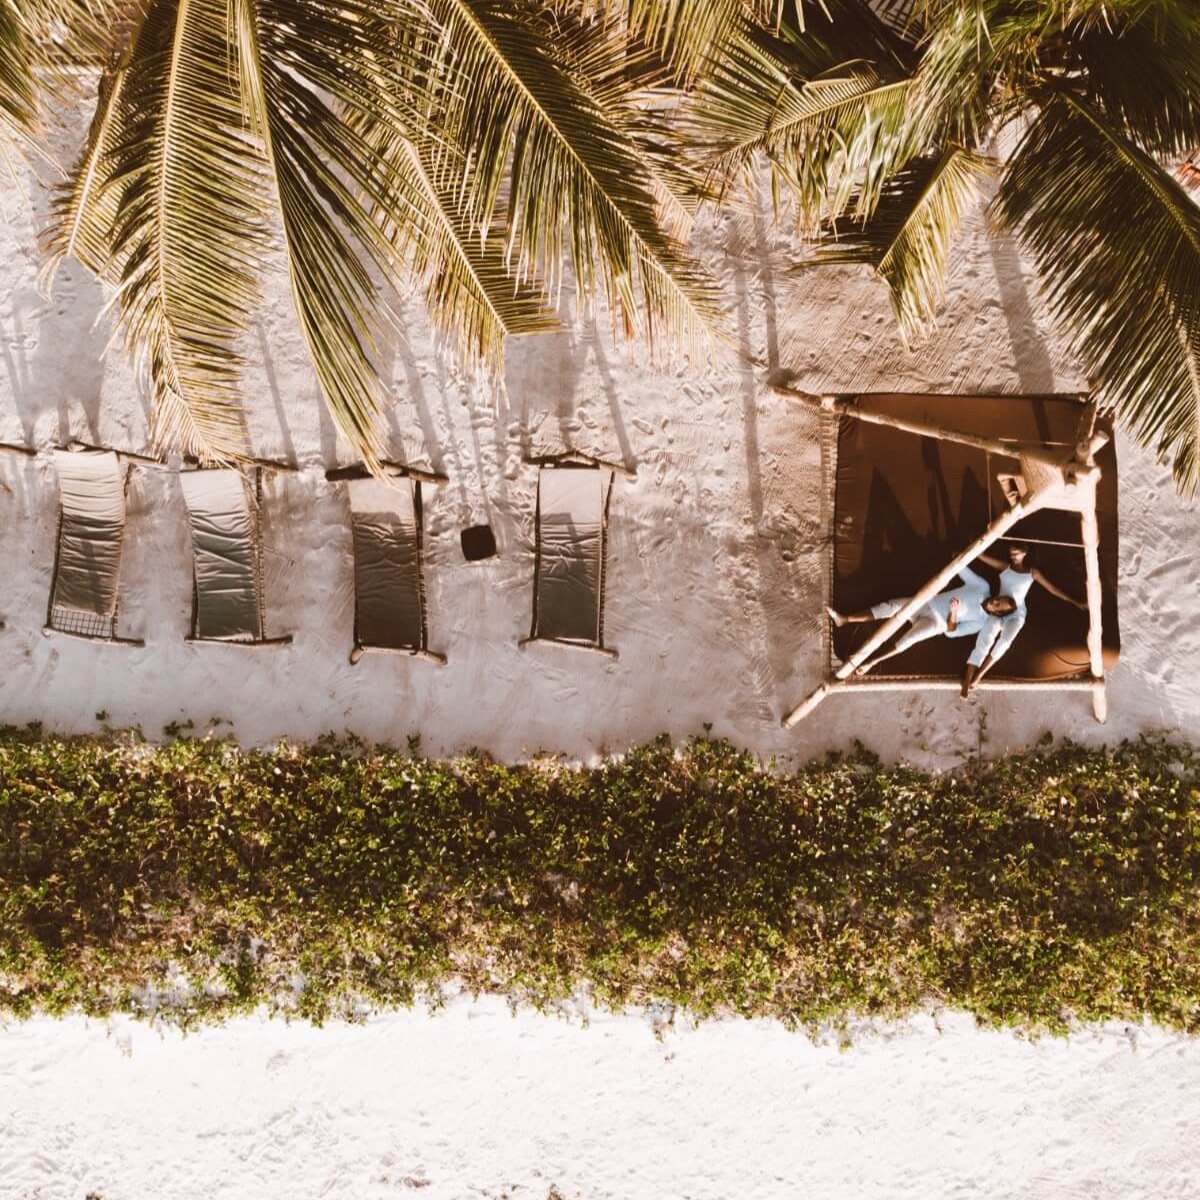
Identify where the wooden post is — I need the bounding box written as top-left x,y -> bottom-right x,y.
781,681 -> 830,727
1081,505 -> 1107,723
774,387 -> 1064,465
63,439 -> 167,467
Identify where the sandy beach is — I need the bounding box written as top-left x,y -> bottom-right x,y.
2,999 -> 1198,1200
1,170 -> 1197,767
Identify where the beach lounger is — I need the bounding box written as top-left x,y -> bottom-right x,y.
44,448 -> 143,644
180,467 -> 291,646
521,456 -> 626,658
325,462 -> 447,665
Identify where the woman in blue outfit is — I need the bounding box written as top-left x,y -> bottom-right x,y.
960,541 -> 1087,696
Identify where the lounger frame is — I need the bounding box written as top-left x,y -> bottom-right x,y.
42,444 -> 170,646
520,452 -> 631,660
182,465 -> 292,648
326,460 -> 447,665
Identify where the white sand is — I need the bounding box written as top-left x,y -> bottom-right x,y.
1,167 -> 1196,766
2,1000 -> 1198,1200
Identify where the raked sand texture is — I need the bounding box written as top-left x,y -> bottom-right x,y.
1,154 -> 1197,766
1,1000 -> 1198,1200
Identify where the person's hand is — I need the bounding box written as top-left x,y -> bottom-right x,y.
949,597 -> 960,613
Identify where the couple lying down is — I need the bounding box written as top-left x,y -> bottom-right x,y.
828,542 -> 1087,698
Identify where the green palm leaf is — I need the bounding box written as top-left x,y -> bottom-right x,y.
996,92 -> 1200,493
353,127 -> 563,369
95,0 -> 266,461
815,145 -> 992,341
0,2 -> 39,151
420,0 -> 723,357
686,4 -> 917,223
41,9 -> 148,288
1,0 -> 120,156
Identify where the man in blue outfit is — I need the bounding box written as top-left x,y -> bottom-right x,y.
827,564 -> 1019,688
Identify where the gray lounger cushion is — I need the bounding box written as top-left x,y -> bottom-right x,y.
180,469 -> 263,641
347,477 -> 423,650
51,449 -> 125,621
534,467 -> 609,644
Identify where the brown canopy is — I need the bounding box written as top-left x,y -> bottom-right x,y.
831,393 -> 1119,679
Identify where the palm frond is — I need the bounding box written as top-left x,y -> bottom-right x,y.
1072,1 -> 1200,156
620,0 -> 748,81
816,145 -> 992,342
95,0 -> 267,461
686,5 -> 919,223
0,0 -> 122,153
419,0 -> 724,357
236,0 -> 415,466
41,16 -> 145,288
995,92 -> 1200,493
353,125 -> 563,370
0,2 -> 39,151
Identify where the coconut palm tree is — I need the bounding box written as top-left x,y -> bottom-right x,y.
28,0 -> 733,467
690,0 -> 1200,493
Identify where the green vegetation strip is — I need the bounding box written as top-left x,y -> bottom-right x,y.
2,728 -> 1199,1031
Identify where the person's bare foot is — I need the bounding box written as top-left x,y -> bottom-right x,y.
826,606 -> 846,628
960,681 -> 971,699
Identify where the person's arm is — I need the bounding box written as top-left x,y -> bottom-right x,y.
1032,567 -> 1087,609
945,618 -> 984,639
976,551 -> 1005,570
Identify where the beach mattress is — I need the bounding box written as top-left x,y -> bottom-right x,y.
534,467 -> 609,644
347,477 -> 424,651
50,450 -> 126,623
831,393 -> 1120,679
181,469 -> 263,641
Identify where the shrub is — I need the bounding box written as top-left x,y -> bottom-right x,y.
1,728 -> 1198,1032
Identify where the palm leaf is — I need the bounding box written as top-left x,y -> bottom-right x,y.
94,0 -> 267,461
1071,1 -> 1200,157
41,10 -> 148,288
686,5 -> 918,223
995,92 -> 1200,493
233,0 -> 425,467
816,145 -> 992,341
418,0 -> 723,357
0,2 -> 39,151
0,0 -> 120,154
353,126 -> 564,370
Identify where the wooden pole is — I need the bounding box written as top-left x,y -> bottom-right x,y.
63,439 -> 167,467
774,387 -> 1065,465
525,452 -> 637,481
326,461 -> 450,486
836,677 -> 1099,692
1081,505 -> 1107,722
